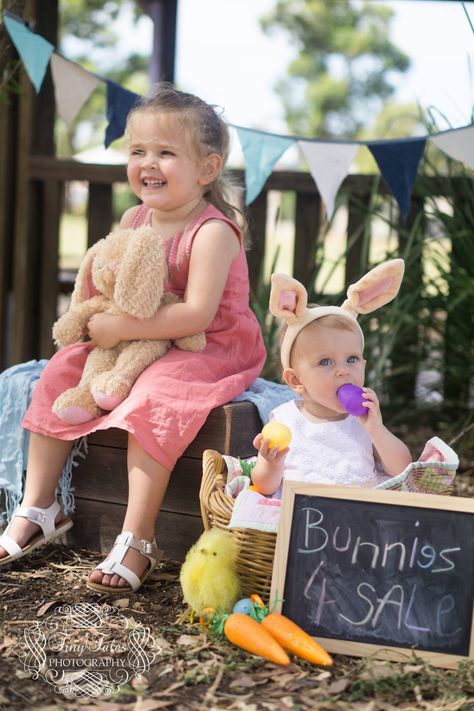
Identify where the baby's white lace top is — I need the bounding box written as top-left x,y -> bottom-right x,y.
271,399 -> 385,488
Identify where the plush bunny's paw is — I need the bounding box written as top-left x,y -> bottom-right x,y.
53,388 -> 103,424
91,373 -> 132,411
52,317 -> 84,346
55,406 -> 98,425
175,332 -> 206,352
92,391 -> 124,411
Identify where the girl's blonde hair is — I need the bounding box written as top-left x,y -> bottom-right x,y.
127,83 -> 243,227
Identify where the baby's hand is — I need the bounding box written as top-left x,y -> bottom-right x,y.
253,433 -> 289,463
358,387 -> 384,435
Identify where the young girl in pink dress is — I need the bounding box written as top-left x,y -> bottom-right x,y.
0,84 -> 266,592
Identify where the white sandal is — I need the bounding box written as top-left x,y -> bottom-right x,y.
86,531 -> 159,593
0,500 -> 73,566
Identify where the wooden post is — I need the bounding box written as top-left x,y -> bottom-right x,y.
246,191 -> 268,295
293,192 -> 321,293
39,179 -> 62,358
0,83 -> 17,369
10,0 -> 58,365
87,183 -> 114,248
139,0 -> 177,84
0,0 -> 28,368
345,181 -> 372,288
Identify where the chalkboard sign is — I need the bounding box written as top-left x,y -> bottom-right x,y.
270,483 -> 474,668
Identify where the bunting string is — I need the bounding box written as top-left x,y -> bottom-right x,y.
3,9 -> 474,219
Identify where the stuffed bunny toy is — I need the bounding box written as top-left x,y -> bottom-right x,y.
52,225 -> 206,425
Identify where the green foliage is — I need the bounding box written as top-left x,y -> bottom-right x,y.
250,155 -> 473,455
56,0 -> 149,154
0,0 -> 26,103
237,457 -> 256,479
59,0 -> 142,54
260,0 -> 410,138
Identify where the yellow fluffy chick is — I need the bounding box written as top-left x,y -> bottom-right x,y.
180,529 -> 240,616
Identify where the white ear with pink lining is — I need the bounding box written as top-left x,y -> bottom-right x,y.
270,259 -> 405,369
341,259 -> 405,316
269,274 -> 308,324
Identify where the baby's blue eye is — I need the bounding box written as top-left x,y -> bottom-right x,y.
319,358 -> 332,366
347,355 -> 359,363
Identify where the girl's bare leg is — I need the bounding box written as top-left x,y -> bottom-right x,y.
88,433 -> 171,588
0,433 -> 73,558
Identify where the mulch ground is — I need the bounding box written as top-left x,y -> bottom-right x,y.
0,426 -> 473,710
0,542 -> 473,710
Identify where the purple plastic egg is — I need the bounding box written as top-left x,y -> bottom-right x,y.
337,383 -> 367,417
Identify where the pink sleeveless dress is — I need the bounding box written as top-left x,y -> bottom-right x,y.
23,204 -> 266,470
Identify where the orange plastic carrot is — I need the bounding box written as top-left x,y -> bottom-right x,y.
261,613 -> 333,666
223,613 -> 290,666
250,593 -> 266,608
199,607 -> 217,626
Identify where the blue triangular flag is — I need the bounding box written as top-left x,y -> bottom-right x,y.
104,80 -> 141,147
236,127 -> 294,204
4,13 -> 54,92
368,138 -> 426,219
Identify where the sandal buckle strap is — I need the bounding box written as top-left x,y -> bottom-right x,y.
114,532 -> 158,560
15,501 -> 60,536
27,510 -> 47,524
141,540 -> 157,557
91,531 -> 158,592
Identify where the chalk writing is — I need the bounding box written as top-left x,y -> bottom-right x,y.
283,495 -> 474,655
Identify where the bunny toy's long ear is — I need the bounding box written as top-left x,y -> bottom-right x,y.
269,273 -> 308,324
114,226 -> 167,319
341,258 -> 405,316
70,241 -> 102,305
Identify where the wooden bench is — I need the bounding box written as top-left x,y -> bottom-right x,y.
67,401 -> 261,561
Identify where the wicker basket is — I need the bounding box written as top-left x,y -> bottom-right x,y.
200,448 -> 456,599
200,449 -> 276,599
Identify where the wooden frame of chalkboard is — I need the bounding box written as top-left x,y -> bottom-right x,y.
270,482 -> 474,669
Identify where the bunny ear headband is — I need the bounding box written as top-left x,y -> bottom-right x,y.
270,259 -> 405,369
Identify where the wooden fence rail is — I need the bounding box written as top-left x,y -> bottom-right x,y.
1,156 -> 471,405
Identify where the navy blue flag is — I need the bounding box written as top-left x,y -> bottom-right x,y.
368,138 -> 427,220
104,80 -> 141,147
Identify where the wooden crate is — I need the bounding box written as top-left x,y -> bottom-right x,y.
67,401 -> 261,561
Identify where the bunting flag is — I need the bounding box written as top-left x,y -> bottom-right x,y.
104,80 -> 141,148
430,125 -> 474,171
236,127 -> 294,204
298,140 -> 360,220
50,54 -> 101,128
3,12 -> 54,92
3,9 -> 474,218
368,138 -> 427,219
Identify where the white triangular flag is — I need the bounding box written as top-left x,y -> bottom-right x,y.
430,125 -> 474,171
298,140 -> 360,220
50,53 -> 100,127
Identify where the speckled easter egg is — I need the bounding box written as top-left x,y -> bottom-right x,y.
232,598 -> 253,615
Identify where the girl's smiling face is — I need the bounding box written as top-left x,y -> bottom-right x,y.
283,319 -> 366,419
126,111 -> 215,214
